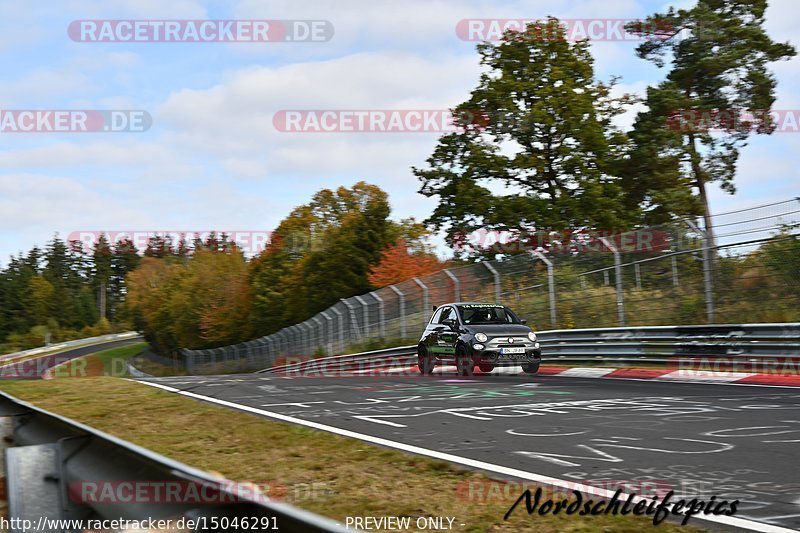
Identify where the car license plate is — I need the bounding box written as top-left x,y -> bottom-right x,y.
500,347 -> 525,355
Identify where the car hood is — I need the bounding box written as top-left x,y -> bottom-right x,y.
465,324 -> 532,335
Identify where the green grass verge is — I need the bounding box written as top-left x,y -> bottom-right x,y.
46,342 -> 147,379
0,376 -> 706,532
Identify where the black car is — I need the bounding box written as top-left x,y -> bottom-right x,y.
417,302 -> 542,376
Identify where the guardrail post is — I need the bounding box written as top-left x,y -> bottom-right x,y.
412,277 -> 429,325
483,262 -> 501,302
370,292 -> 386,339
686,219 -> 715,323
354,295 -> 370,339
389,285 -> 406,340
533,251 -> 557,328
331,306 -> 344,353
600,237 -> 625,327
444,269 -> 461,301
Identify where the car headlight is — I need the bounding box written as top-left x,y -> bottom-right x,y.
475,332 -> 488,343
528,331 -> 537,342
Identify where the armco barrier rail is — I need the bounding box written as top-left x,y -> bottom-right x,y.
259,323 -> 800,375
0,332 -> 140,364
0,392 -> 347,532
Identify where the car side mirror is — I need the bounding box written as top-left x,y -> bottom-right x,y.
520,319 -> 527,325
442,318 -> 457,329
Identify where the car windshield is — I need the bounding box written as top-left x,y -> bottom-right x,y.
457,304 -> 521,325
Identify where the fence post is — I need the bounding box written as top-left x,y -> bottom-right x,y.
389,285 -> 406,340
341,298 -> 361,342
412,277 -> 429,325
290,325 -> 302,355
444,269 -> 461,301
671,255 -> 679,287
311,316 -> 324,353
483,262 -> 501,302
600,237 -> 625,326
320,311 -> 333,354
281,330 -> 290,354
533,251 -> 557,328
183,350 -> 193,374
354,295 -> 370,339
331,306 -> 344,354
634,262 -> 642,290
370,292 -> 386,339
686,219 -> 715,323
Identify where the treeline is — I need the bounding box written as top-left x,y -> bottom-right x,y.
0,237 -> 140,352
0,190 -> 443,356
127,182 -> 447,354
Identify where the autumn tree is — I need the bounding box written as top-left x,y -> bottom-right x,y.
368,241 -> 447,287
249,182 -> 397,335
625,0 -> 796,244
414,18 -> 636,259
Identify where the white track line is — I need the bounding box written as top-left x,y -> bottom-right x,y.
135,379 -> 797,533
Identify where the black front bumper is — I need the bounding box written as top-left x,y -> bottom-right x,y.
472,347 -> 542,366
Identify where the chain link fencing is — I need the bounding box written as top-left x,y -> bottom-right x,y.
179,198 -> 800,374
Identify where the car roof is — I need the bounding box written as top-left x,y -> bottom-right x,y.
437,302 -> 504,307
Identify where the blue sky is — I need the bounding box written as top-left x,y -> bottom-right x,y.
1,0 -> 798,264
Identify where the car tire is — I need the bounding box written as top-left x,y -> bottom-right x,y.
521,361 -> 540,375
478,364 -> 494,373
417,345 -> 434,375
456,345 -> 474,376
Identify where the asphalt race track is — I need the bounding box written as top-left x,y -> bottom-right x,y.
139,370 -> 800,532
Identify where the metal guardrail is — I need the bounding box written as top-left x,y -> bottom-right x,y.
260,323 -> 800,374
0,392 -> 348,532
0,332 -> 141,364
258,345 -> 417,375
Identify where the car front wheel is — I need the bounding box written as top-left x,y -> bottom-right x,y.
418,345 -> 434,375
521,361 -> 540,375
456,345 -> 475,376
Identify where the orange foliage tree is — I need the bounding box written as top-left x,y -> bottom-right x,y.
368,240 -> 447,288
